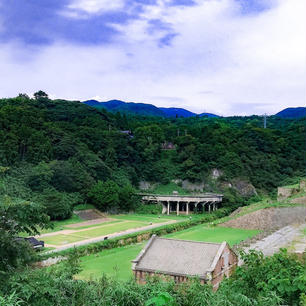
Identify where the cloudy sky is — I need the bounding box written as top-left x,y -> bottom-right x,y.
0,0 -> 305,115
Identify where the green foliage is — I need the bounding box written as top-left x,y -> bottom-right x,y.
229,249 -> 306,305
135,203 -> 163,214
35,189 -> 80,220
0,196 -> 50,275
88,180 -> 120,211
222,188 -> 243,207
2,248 -> 303,306
27,162 -> 54,192
146,292 -> 176,306
0,292 -> 22,306
118,184 -> 140,211
88,180 -> 139,212
0,95 -> 305,249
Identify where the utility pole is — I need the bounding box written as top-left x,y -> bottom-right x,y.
263,113 -> 267,129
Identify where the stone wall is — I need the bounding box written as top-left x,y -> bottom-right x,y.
277,187 -> 296,201
300,179 -> 306,191
220,206 -> 306,231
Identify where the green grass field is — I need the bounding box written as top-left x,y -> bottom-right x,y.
43,220 -> 148,246
166,225 -> 260,245
76,226 -> 260,281
76,244 -> 144,281
42,213 -> 197,246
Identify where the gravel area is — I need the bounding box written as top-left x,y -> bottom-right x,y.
239,223 -> 306,265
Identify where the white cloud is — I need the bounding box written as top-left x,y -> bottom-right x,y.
1,0 -> 305,115
66,0 -> 124,15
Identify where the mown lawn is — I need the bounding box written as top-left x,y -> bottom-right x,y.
41,213 -> 185,235
112,213 -> 198,223
43,221 -> 148,246
76,225 -> 260,281
166,225 -> 260,246
76,244 -> 144,281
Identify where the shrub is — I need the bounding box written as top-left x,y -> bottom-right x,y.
135,203 -> 163,214
36,189 -> 80,220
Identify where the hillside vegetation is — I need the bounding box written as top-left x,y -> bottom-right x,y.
0,93 -> 305,220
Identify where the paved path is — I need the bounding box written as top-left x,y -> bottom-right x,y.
43,220 -> 177,254
239,223 -> 306,265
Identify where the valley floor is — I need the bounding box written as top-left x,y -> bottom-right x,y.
75,225 -> 259,281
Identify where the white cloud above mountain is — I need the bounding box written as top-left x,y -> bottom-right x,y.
0,0 -> 305,115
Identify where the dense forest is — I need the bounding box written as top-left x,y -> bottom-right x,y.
0,92 -> 305,219
1,93 -> 305,210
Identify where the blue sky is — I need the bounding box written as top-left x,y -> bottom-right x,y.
0,0 -> 305,115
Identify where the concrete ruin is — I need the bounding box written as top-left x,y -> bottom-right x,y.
141,193 -> 223,215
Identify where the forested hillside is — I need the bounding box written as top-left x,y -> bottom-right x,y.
0,93 -> 305,219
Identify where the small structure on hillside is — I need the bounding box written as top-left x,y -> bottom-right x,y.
161,141 -> 175,150
141,193 -> 223,215
120,130 -> 133,138
132,235 -> 238,290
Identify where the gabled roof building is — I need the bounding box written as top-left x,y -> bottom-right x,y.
132,235 -> 238,290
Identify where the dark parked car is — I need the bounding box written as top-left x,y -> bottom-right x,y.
17,237 -> 45,250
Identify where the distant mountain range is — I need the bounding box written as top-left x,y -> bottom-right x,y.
83,99 -> 219,118
275,107 -> 306,119
83,99 -> 306,119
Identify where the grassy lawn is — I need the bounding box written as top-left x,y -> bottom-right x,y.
41,213 -> 185,236
76,225 -> 260,281
44,234 -> 88,245
37,214 -> 83,234
76,244 -> 144,281
112,213 -> 196,223
44,220 -> 150,246
166,225 -> 260,246
77,221 -> 147,238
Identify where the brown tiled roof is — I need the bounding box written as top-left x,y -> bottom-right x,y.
132,236 -> 225,277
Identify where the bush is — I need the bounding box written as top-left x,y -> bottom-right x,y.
87,180 -> 120,211
135,203 -> 163,214
36,189 -> 80,220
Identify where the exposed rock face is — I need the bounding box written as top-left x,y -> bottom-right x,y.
139,181 -> 156,191
220,206 -> 306,231
182,180 -> 205,192
211,169 -> 223,180
231,179 -> 257,197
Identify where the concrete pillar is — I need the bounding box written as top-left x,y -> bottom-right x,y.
167,201 -> 170,215
161,202 -> 167,214
186,202 -> 189,215
213,203 -> 216,211
176,202 -> 179,215
208,203 -> 211,213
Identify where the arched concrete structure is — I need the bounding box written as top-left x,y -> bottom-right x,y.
140,194 -> 223,215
